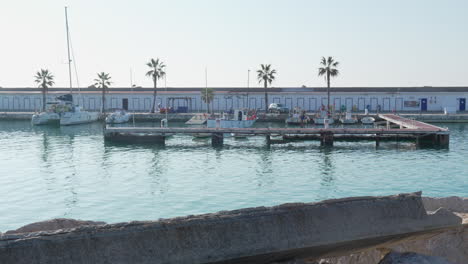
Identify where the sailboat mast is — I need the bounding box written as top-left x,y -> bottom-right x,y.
65,7 -> 73,94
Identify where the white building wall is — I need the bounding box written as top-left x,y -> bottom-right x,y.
0,91 -> 467,112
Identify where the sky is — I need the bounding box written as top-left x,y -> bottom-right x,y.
0,0 -> 467,88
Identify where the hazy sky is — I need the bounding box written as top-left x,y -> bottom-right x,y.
1,0 -> 467,88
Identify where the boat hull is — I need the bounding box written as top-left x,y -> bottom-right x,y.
361,117 -> 375,124
60,112 -> 100,126
31,113 -> 60,125
105,113 -> 131,124
313,118 -> 335,125
339,119 -> 358,124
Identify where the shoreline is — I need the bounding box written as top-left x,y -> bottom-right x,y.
2,111 -> 468,123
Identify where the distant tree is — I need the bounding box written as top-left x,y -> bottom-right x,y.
146,58 -> 166,113
318,56 -> 340,111
256,64 -> 277,112
34,69 -> 55,111
201,88 -> 214,113
94,72 -> 112,113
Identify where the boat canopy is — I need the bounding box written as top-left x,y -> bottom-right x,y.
56,94 -> 73,102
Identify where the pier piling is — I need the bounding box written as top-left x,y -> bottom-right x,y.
266,135 -> 271,146
320,132 -> 334,147
211,133 -> 224,147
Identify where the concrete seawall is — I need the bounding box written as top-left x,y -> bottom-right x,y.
0,192 -> 462,264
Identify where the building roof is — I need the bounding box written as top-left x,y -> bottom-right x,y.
1,86 -> 468,94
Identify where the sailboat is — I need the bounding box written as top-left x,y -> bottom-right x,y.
59,7 -> 99,126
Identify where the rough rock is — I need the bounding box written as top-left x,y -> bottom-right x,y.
0,192 -> 462,264
5,218 -> 106,234
378,251 -> 454,264
321,197 -> 468,264
423,196 -> 468,213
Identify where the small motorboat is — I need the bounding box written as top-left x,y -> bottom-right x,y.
313,110 -> 334,125
106,110 -> 131,124
207,109 -> 257,128
339,112 -> 358,125
186,114 -> 208,125
361,116 -> 375,125
286,108 -> 310,125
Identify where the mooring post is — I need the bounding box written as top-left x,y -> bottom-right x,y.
157,135 -> 166,146
211,133 -> 224,147
437,134 -> 450,147
266,135 -> 271,146
320,132 -> 333,147
376,133 -> 380,147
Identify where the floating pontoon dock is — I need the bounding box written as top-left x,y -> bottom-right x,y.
104,114 -> 449,147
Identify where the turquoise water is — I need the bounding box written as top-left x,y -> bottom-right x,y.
0,120 -> 466,232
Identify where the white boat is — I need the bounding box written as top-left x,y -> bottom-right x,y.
361,116 -> 375,124
31,101 -> 62,125
206,109 -> 257,128
285,108 -> 310,125
106,110 -> 131,124
186,114 -> 208,125
60,105 -> 100,126
339,112 -> 358,124
32,112 -> 60,125
313,110 -> 335,125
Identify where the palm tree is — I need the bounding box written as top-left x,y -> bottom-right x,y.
318,56 -> 340,112
94,72 -> 112,113
34,69 -> 54,111
257,64 -> 277,112
201,88 -> 214,113
146,58 -> 166,113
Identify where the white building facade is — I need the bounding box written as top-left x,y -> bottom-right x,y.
0,87 -> 467,112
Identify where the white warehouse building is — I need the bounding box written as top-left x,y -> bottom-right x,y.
0,87 -> 467,113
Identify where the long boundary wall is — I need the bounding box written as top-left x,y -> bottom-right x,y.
1,87 -> 467,112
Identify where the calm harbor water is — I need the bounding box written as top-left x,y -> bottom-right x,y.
0,120 -> 467,231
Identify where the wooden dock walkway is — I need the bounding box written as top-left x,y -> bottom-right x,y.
104,114 -> 449,147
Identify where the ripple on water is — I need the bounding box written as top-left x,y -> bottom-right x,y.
0,121 -> 467,231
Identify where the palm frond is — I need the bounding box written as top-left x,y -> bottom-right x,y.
330,69 -> 339,76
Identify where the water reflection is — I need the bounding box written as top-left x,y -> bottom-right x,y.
255,149 -> 274,187
318,147 -> 335,187
147,148 -> 168,196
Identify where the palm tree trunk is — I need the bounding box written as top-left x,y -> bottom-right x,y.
264,79 -> 268,112
151,78 -> 157,113
42,85 -> 46,112
327,72 -> 330,113
101,86 -> 106,114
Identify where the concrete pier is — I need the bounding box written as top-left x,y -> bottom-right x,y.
104,114 -> 449,147
0,192 -> 462,264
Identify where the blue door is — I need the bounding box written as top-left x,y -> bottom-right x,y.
421,98 -> 427,111
460,98 -> 466,111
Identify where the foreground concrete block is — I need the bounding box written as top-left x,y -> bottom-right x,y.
0,192 -> 462,264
